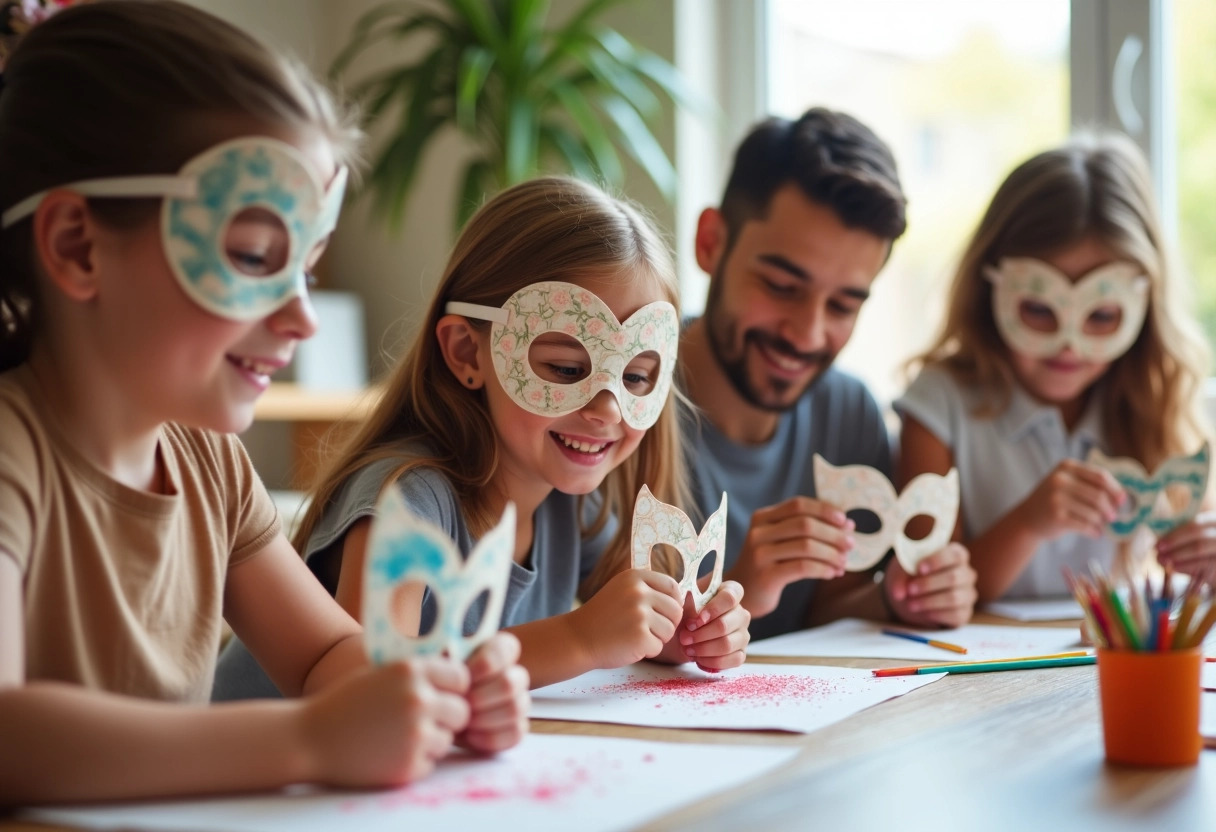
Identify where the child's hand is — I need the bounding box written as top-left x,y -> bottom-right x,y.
726,496 -> 853,617
1155,511 -> 1216,576
1016,460 -> 1124,541
571,569 -> 683,669
884,542 -> 977,629
298,658 -> 471,788
457,632 -> 530,754
670,580 -> 751,672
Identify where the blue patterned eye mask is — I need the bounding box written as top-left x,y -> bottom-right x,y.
1,137 -> 348,322
1087,443 -> 1211,538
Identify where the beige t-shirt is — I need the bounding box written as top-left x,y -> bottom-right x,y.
0,365 -> 280,702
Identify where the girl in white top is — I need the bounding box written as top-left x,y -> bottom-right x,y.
0,0 -> 525,805
896,134 -> 1213,601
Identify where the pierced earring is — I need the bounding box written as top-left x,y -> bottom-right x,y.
466,377 -> 474,386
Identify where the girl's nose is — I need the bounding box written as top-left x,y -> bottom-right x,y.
267,290 -> 319,341
579,388 -> 623,425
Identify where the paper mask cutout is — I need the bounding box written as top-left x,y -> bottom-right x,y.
812,455 -> 960,573
631,485 -> 727,612
1086,443 -> 1211,538
2,137 -> 348,322
363,489 -> 515,662
446,281 -> 679,430
984,257 -> 1149,362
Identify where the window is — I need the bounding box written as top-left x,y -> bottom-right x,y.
765,0 -> 1071,406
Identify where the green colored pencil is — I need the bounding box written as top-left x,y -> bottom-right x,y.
908,655 -> 1096,675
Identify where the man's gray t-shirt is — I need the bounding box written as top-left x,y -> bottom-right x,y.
684,367 -> 892,641
213,450 -> 611,700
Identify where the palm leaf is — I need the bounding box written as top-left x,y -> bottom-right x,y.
551,80 -> 623,184
456,47 -> 495,134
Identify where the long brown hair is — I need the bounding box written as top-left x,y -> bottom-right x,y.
914,132 -> 1210,468
0,0 -> 361,372
293,176 -> 689,595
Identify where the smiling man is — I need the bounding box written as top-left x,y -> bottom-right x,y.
679,108 -> 977,640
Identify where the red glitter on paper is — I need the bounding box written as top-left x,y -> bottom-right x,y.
342,764 -> 594,811
588,674 -> 843,708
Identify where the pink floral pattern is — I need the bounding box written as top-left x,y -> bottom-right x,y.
485,281 -> 678,429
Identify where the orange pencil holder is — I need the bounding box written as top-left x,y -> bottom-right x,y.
1096,647 -> 1202,767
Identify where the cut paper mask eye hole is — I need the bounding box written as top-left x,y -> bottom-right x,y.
1,136 -> 349,322
984,257 -> 1149,363
363,489 -> 515,662
631,485 -> 727,613
812,455 -> 960,573
1087,443 -> 1211,539
445,281 -> 679,430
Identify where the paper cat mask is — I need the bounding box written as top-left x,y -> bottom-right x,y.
363,488 -> 515,662
1087,443 -> 1211,539
813,455 -> 959,572
631,485 -> 727,612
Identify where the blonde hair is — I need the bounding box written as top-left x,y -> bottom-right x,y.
294,176 -> 689,596
0,0 -> 362,372
914,132 -> 1210,468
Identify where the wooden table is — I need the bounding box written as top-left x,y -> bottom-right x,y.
6,615 -> 1212,831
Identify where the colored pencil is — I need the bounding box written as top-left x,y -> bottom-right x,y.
870,655 -> 1096,676
880,628 -> 967,654
872,651 -> 1092,677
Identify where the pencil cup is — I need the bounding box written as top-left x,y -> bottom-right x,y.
1096,647 -> 1202,767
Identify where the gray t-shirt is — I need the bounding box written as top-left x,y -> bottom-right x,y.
894,364 -> 1112,598
684,367 -> 893,641
213,449 -> 611,700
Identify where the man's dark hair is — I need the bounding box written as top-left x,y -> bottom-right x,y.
720,107 -> 907,248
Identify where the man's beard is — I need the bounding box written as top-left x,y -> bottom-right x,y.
703,271 -> 833,413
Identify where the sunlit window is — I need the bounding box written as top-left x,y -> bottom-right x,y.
1174,0 -> 1216,351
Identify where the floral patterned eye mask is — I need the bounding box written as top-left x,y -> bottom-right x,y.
446,281 -> 679,430
363,488 -> 514,662
813,455 -> 960,573
1087,443 -> 1211,539
631,486 -> 727,613
984,257 -> 1149,362
2,136 -> 348,322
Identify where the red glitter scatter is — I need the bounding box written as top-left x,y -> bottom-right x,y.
591,674 -> 842,707
342,764 -> 595,811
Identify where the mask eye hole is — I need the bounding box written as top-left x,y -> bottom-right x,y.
622,350 -> 662,397
1082,304 -> 1124,336
903,513 -> 937,542
846,507 -> 882,535
528,332 -> 592,385
1017,298 -> 1059,333
1160,483 -> 1196,516
461,588 -> 491,635
224,206 -> 290,277
393,580 -> 434,637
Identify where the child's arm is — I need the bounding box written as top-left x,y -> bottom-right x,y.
0,544 -> 472,805
900,415 -> 1121,602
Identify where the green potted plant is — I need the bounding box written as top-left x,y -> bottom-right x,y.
331,0 -> 705,230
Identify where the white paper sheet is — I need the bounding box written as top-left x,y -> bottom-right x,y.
529,662 -> 942,733
23,734 -> 799,832
984,597 -> 1084,622
747,618 -> 1084,661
